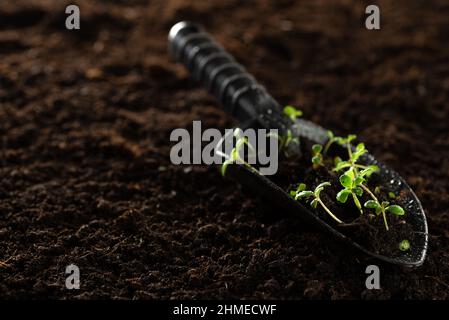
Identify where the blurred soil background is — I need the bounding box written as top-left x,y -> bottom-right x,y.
0,0 -> 448,299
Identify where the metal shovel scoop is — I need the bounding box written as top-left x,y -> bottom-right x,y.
168,21 -> 428,267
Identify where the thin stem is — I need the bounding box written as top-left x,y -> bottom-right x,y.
352,193 -> 363,214
361,184 -> 390,231
332,163 -> 368,172
381,209 -> 389,231
323,139 -> 334,155
346,143 -> 353,161
361,184 -> 378,202
317,198 -> 343,224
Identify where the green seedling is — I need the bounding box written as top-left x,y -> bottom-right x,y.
283,105 -> 303,122
270,105 -> 302,156
267,129 -> 299,157
399,239 -> 411,251
374,186 -> 381,194
336,169 -> 364,214
311,144 -> 324,169
324,131 -> 356,155
284,129 -> 299,149
333,142 -> 378,174
289,126 -> 406,233
221,128 -> 255,177
364,200 -> 405,231
331,140 -> 382,218
325,133 -> 379,179
290,182 -> 343,224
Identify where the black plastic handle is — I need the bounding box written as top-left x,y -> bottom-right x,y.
168,21 -> 289,132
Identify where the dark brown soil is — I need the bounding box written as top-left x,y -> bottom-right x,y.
1,0 -> 448,299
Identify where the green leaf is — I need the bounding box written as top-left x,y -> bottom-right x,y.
283,105 -> 302,121
352,193 -> 362,212
356,143 -> 365,152
339,173 -> 353,188
335,137 -> 345,146
364,200 -> 380,209
333,160 -> 350,172
386,205 -> 405,216
310,198 -> 318,209
312,144 -> 322,154
290,183 -> 307,198
336,189 -> 351,203
314,182 -> 330,197
316,182 -> 331,190
312,155 -> 322,165
399,239 -> 410,251
221,158 -> 234,177
283,105 -> 295,116
296,191 -> 314,200
353,186 -> 363,196
374,186 -> 381,194
347,134 -> 357,143
359,167 -> 373,177
352,147 -> 367,161
230,148 -> 239,161
388,192 -> 396,199
354,176 -> 364,186
345,168 -> 355,179
327,130 -> 334,139
334,156 -> 342,166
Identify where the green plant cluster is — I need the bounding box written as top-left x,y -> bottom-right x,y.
220,106 -> 410,251
290,130 -> 406,233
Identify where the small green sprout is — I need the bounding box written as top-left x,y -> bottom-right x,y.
311,144 -> 324,169
221,128 -> 255,177
364,200 -> 405,231
388,192 -> 396,199
374,186 -> 381,194
399,239 -> 411,251
267,129 -> 299,157
325,132 -> 379,177
333,143 -> 375,173
284,129 -> 299,149
336,169 -> 364,214
291,182 -> 343,224
289,183 -> 307,198
334,156 -> 342,167
283,105 -> 303,122
324,131 -> 338,154
324,131 -> 356,155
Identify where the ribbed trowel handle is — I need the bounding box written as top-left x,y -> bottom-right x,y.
168,21 -> 286,129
